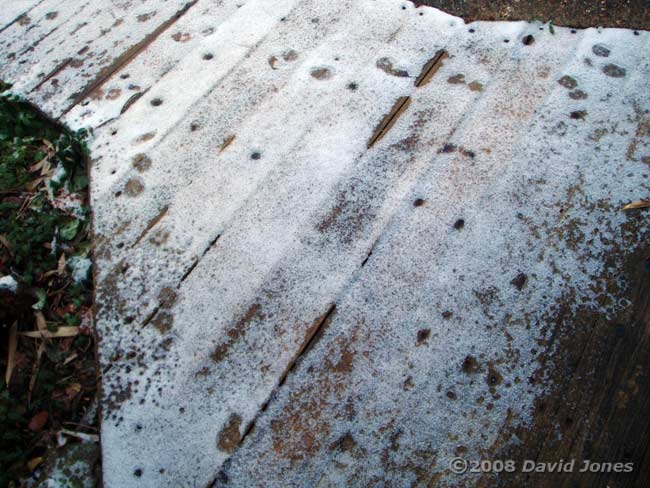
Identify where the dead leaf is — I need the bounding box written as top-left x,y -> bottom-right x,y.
5,322 -> 17,385
65,383 -> 82,400
43,139 -> 54,151
219,135 -> 236,153
35,311 -> 47,333
29,157 -> 47,173
28,411 -> 49,432
25,177 -> 44,191
21,326 -> 79,338
27,456 -> 44,472
623,200 -> 650,210
0,234 -> 12,252
57,253 -> 67,275
59,428 -> 99,443
63,353 -> 78,365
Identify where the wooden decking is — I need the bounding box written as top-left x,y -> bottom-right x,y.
2,1 -> 650,486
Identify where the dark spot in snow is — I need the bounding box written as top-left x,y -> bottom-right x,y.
416,328 -> 431,345
329,432 -> 357,452
570,110 -> 587,120
132,154 -> 152,172
486,363 -> 503,387
440,143 -> 457,153
310,66 -> 333,80
592,44 -> 610,57
203,53 -> 214,60
376,57 -> 409,77
442,310 -> 453,320
283,49 -> 298,62
347,82 -> 358,91
125,178 -> 144,196
150,98 -> 163,107
558,75 -> 577,89
413,198 -> 425,207
460,148 -> 475,158
106,88 -> 121,100
446,390 -> 457,399
511,272 -> 528,290
251,151 -> 261,160
569,89 -> 588,100
46,12 -> 58,20
134,468 -> 142,477
522,34 -> 535,45
172,32 -> 191,42
217,414 -> 242,453
137,12 -> 155,22
151,311 -> 173,333
454,219 -> 465,230
602,64 -> 626,78
462,355 -> 480,374
158,288 -> 177,309
447,73 -> 465,84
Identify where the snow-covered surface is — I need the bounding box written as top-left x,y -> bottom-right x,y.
0,275 -> 18,293
68,256 -> 92,284
0,0 -> 41,30
1,0 -> 649,486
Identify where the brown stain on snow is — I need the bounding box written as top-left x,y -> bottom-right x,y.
211,304 -> 264,363
217,414 -> 242,453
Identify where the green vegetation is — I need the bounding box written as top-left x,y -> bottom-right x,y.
0,87 -> 96,486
